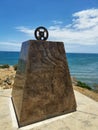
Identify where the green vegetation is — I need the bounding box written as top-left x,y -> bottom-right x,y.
77,81 -> 92,90
93,84 -> 98,93
0,64 -> 10,69
13,64 -> 18,71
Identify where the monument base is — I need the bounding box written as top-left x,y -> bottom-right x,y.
12,40 -> 76,127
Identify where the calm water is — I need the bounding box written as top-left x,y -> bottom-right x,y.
66,53 -> 98,88
0,51 -> 19,65
0,51 -> 98,88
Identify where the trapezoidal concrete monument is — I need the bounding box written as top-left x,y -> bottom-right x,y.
12,27 -> 76,127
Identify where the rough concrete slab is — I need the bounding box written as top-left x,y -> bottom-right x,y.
0,89 -> 98,130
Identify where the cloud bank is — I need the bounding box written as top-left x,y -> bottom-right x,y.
1,8 -> 98,52
16,8 -> 98,46
0,42 -> 21,51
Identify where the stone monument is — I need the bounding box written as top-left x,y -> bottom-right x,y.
12,26 -> 76,127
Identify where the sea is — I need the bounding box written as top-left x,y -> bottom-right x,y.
0,51 -> 98,89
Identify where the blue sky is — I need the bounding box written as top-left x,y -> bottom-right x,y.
0,0 -> 98,53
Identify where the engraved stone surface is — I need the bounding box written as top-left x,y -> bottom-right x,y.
12,40 -> 76,127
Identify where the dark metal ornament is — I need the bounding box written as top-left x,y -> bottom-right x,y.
34,26 -> 49,41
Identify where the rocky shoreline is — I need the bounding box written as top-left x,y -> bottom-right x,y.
0,66 -> 98,101
0,66 -> 16,89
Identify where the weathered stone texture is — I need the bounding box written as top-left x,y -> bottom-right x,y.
12,40 -> 76,127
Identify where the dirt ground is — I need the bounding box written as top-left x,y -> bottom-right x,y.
73,85 -> 98,102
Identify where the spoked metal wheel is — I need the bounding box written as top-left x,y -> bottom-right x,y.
34,26 -> 49,41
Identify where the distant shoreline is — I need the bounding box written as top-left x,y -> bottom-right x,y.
0,50 -> 98,54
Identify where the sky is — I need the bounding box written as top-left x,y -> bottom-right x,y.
0,0 -> 98,53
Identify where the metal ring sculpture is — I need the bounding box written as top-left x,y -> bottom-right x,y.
34,26 -> 49,41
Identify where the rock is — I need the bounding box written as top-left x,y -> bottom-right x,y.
0,79 -> 2,85
12,40 -> 77,127
4,77 -> 12,85
0,66 -> 16,89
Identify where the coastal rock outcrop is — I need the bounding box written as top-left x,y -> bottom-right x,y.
0,67 -> 15,89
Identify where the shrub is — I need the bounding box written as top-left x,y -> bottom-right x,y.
93,84 -> 98,93
0,64 -> 10,69
13,64 -> 18,70
77,81 -> 92,90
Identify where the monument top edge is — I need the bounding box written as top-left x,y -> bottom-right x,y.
22,40 -> 64,44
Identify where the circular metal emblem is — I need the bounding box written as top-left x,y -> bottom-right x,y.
34,26 -> 49,41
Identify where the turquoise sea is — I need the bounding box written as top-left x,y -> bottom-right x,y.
0,51 -> 98,89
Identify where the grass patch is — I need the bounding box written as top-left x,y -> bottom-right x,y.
93,84 -> 98,93
13,64 -> 18,71
0,64 -> 10,69
77,81 -> 92,90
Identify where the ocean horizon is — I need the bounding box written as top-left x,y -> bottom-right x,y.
0,51 -> 98,89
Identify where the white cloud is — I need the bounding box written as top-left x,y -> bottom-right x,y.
72,8 -> 98,29
16,26 -> 34,36
52,20 -> 63,25
0,42 -> 20,47
0,42 -> 21,51
16,8 -> 98,46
